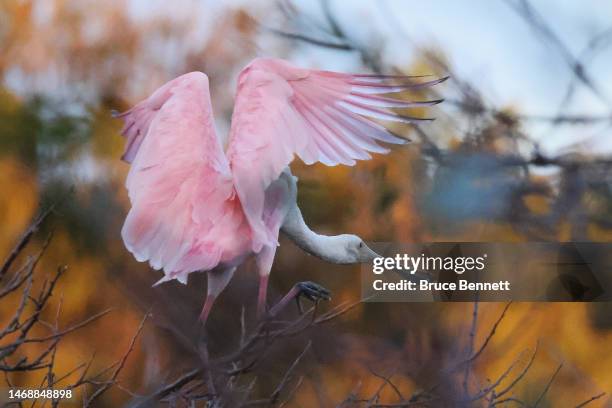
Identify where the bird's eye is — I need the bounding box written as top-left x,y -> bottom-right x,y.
359,242 -> 363,248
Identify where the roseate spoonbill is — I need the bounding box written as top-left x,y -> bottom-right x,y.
114,57 -> 445,323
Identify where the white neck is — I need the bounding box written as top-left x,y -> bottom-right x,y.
281,205 -> 355,264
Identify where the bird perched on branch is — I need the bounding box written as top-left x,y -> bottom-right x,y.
113,57 -> 445,323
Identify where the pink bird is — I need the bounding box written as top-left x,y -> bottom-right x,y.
114,58 -> 445,323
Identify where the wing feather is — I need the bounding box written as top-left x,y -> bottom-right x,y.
227,58 -> 446,250
115,72 -> 245,283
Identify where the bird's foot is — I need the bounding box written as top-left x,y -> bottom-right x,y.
267,281 -> 331,318
295,281 -> 331,302
294,281 -> 331,314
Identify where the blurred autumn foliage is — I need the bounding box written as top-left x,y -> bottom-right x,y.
1,0 -> 611,406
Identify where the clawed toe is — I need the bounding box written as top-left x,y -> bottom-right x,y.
295,281 -> 331,302
267,280 -> 332,318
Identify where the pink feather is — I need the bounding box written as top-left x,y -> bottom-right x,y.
116,58 -> 445,283
117,72 -> 250,283
226,58 -> 442,252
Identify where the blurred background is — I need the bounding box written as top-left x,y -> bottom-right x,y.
1,0 -> 612,406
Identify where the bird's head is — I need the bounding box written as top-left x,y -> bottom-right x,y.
339,234 -> 381,264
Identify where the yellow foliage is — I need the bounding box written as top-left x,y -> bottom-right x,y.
523,193 -> 550,215
0,158 -> 38,256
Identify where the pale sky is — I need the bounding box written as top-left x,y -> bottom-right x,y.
8,0 -> 612,156
278,0 -> 612,155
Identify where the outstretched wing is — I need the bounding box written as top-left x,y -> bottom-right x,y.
226,58 -> 446,250
115,72 -> 240,283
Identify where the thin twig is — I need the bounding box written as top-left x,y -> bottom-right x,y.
575,392 -> 607,408
83,312 -> 148,407
270,341 -> 311,404
533,363 -> 563,407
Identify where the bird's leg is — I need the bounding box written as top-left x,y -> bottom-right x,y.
199,266 -> 236,323
257,274 -> 269,318
200,295 -> 216,324
255,244 -> 277,319
268,281 -> 331,318
197,339 -> 217,397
